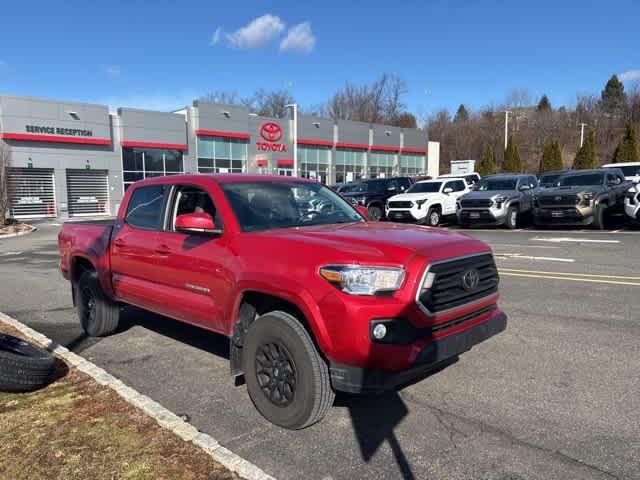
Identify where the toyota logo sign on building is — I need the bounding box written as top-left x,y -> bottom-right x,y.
260,122 -> 283,142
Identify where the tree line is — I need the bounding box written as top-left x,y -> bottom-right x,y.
432,75 -> 640,175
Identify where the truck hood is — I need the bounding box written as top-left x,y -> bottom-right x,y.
250,221 -> 490,266
388,192 -> 441,202
462,190 -> 515,200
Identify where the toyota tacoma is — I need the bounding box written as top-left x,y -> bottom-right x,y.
59,175 -> 507,429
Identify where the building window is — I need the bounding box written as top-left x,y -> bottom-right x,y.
197,137 -> 248,174
335,149 -> 365,184
122,147 -> 184,190
368,151 -> 396,178
399,153 -> 426,176
298,145 -> 330,184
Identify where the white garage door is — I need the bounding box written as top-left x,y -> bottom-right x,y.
66,169 -> 110,217
8,168 -> 57,219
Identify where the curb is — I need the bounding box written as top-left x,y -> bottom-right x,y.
0,224 -> 37,239
0,311 -> 275,480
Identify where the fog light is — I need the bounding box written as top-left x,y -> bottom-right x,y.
372,324 -> 387,340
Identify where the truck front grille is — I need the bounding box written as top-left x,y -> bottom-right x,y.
460,198 -> 493,208
417,253 -> 499,314
539,194 -> 579,207
388,201 -> 413,209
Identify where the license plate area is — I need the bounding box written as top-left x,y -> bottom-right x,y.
469,212 -> 481,218
551,210 -> 565,218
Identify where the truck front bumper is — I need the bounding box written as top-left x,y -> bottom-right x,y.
457,208 -> 507,226
533,206 -> 595,226
386,208 -> 426,222
328,310 -> 507,394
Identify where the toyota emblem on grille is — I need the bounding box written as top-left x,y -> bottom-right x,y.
461,268 -> 480,291
554,196 -> 562,201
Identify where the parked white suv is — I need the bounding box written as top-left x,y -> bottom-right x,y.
625,184 -> 640,223
601,162 -> 640,184
386,178 -> 470,226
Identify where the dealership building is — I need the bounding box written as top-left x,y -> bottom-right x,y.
0,94 -> 439,219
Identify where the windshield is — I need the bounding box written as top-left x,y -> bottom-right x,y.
475,178 -> 517,191
618,165 -> 640,177
559,173 -> 604,187
220,181 -> 364,232
539,173 -> 563,187
407,182 -> 442,193
352,179 -> 386,193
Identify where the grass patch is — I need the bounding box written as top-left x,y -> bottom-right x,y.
0,323 -> 239,480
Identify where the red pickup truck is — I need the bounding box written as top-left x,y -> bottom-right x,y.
59,174 -> 506,429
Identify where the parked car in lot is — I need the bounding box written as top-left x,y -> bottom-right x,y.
341,176 -> 413,220
386,178 -> 470,226
457,174 -> 538,229
625,184 -> 640,223
330,182 -> 360,194
601,162 -> 640,184
533,169 -> 631,229
538,169 -> 572,189
438,172 -> 482,186
58,174 -> 507,429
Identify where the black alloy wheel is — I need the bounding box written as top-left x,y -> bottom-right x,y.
255,342 -> 297,407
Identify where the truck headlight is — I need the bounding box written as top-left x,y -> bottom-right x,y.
416,199 -> 428,209
493,195 -> 507,208
581,192 -> 594,205
319,265 -> 405,295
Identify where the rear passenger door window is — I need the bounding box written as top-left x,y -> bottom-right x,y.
125,185 -> 166,230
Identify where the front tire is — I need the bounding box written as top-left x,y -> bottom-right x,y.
425,207 -> 441,227
367,205 -> 383,221
244,311 -> 334,429
593,204 -> 606,230
76,270 -> 120,337
505,207 -> 518,229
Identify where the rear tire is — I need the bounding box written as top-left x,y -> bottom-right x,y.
505,207 -> 518,229
244,311 -> 334,429
76,270 -> 120,337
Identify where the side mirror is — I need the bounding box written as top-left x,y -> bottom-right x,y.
387,186 -> 397,191
356,205 -> 369,220
443,187 -> 453,194
175,212 -> 222,235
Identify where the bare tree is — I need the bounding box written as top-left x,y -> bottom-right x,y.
248,89 -> 295,118
0,142 -> 11,225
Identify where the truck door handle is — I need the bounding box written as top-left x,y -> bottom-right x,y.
155,245 -> 172,255
114,239 -> 125,248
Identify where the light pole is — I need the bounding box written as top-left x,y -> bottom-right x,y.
504,111 -> 511,150
579,123 -> 587,148
286,103 -> 298,177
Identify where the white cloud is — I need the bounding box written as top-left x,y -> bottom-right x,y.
209,27 -> 222,47
89,91 -> 199,113
103,65 -> 121,78
226,14 -> 285,49
280,22 -> 316,53
620,70 -> 640,82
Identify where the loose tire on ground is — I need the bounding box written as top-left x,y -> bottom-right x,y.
243,311 -> 335,429
76,270 -> 120,337
505,207 -> 518,229
0,334 -> 58,392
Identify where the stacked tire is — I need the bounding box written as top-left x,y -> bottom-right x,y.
0,334 -> 58,392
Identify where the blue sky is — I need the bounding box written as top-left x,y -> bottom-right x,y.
0,1 -> 638,118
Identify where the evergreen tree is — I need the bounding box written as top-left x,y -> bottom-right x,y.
601,75 -> 626,114
478,144 -> 496,176
540,140 -> 564,172
613,119 -> 640,163
453,104 -> 470,123
537,95 -> 552,112
502,136 -> 523,172
551,140 -> 563,170
573,130 -> 598,169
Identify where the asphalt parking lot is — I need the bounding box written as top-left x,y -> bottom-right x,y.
1,221 -> 638,480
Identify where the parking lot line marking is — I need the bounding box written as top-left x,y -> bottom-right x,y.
530,237 -> 621,244
495,254 -> 575,263
0,251 -> 24,256
499,271 -> 640,286
500,267 -> 640,280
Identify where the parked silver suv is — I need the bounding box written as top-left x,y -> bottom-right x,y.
457,174 -> 538,229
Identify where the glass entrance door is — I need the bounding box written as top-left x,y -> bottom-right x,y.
277,168 -> 293,176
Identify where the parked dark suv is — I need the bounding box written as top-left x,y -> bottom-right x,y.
341,177 -> 413,220
533,169 -> 631,229
457,174 -> 538,229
